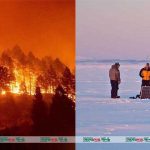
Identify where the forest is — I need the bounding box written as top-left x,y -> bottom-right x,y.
0,45 -> 75,137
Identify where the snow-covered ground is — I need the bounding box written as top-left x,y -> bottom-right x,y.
76,61 -> 150,136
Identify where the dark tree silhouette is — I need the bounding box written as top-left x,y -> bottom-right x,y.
46,65 -> 58,93
52,58 -> 66,75
70,73 -> 75,99
11,45 -> 27,66
41,56 -> 53,72
1,51 -> 14,69
61,67 -> 75,96
37,66 -> 58,93
27,51 -> 41,72
49,85 -> 75,136
31,87 -> 48,135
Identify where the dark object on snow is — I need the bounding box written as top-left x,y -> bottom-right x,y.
136,94 -> 140,98
140,86 -> 150,99
129,94 -> 140,99
129,97 -> 136,99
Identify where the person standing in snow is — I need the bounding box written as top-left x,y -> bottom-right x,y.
109,63 -> 121,98
139,63 -> 150,86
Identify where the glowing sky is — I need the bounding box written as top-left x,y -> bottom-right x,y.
0,0 -> 75,69
77,0 -> 150,60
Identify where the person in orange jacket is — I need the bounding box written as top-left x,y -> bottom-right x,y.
139,63 -> 150,86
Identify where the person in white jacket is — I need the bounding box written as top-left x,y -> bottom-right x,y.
109,63 -> 121,98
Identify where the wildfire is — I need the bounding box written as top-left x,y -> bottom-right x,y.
0,67 -> 55,95
1,90 -> 6,95
10,81 -> 20,94
0,47 -> 75,98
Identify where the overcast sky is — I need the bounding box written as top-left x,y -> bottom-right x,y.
77,0 -> 150,60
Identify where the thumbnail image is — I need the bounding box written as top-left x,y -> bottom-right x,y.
77,0 -> 150,137
0,0 -> 75,140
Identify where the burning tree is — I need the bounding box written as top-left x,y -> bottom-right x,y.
0,66 -> 15,93
36,66 -> 58,94
45,66 -> 58,93
19,81 -> 27,94
36,75 -> 49,93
